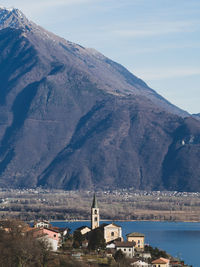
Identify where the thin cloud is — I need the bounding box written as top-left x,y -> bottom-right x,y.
113,20 -> 200,38
133,67 -> 200,81
0,0 -> 95,13
36,0 -> 94,7
126,42 -> 200,55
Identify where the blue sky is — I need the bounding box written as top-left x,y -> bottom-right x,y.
1,0 -> 200,114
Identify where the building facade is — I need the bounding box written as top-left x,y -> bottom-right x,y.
34,220 -> 50,228
103,223 -> 123,243
126,232 -> 145,250
115,241 -> 135,258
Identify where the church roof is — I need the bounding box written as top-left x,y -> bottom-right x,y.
98,223 -> 121,229
126,232 -> 145,237
91,193 -> 98,208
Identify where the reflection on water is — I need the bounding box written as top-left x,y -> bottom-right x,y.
52,221 -> 200,267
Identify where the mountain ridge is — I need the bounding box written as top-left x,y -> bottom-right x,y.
0,7 -> 199,191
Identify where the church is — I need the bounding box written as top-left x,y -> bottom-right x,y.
90,194 -> 123,243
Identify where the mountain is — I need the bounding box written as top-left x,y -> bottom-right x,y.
0,7 -> 200,191
193,113 -> 200,121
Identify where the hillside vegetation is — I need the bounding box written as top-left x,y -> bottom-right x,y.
0,189 -> 200,222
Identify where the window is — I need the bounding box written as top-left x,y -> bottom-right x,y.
138,240 -> 140,244
129,249 -> 131,251
94,217 -> 97,221
138,245 -> 140,247
111,232 -> 114,236
94,209 -> 97,214
124,249 -> 126,251
54,234 -> 56,237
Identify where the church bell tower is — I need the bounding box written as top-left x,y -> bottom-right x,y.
91,194 -> 99,230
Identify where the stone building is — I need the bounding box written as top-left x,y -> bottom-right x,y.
102,223 -> 123,243
115,241 -> 135,258
126,232 -> 145,250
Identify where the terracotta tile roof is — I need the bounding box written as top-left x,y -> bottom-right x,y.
126,232 -> 145,237
160,257 -> 169,263
152,257 -> 169,264
115,241 -> 135,248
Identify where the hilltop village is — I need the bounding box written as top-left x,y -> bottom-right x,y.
0,194 -> 192,267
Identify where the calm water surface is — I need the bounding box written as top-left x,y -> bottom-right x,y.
52,221 -> 200,267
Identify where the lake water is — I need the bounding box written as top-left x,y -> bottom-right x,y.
51,221 -> 200,267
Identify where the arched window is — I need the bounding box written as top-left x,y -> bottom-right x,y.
95,217 -> 98,221
111,232 -> 114,237
94,209 -> 97,214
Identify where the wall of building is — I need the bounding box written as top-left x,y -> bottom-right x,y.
91,208 -> 99,229
104,224 -> 122,243
42,228 -> 60,241
152,264 -> 168,267
116,247 -> 134,258
127,236 -> 144,250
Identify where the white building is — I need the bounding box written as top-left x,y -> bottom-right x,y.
131,260 -> 149,266
34,220 -> 50,228
115,241 -> 135,258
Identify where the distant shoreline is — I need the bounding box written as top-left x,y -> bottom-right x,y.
48,219 -> 200,223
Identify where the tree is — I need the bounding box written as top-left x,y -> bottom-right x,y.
114,249 -> 125,263
144,245 -> 168,260
88,228 -> 106,250
73,230 -> 85,248
0,219 -> 51,267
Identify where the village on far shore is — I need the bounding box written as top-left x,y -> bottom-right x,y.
0,194 -> 192,267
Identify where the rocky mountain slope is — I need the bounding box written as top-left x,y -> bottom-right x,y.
0,7 -> 199,191
193,113 -> 200,121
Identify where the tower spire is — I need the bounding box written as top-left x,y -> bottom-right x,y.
91,193 -> 98,209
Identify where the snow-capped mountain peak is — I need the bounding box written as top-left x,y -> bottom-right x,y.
0,6 -> 15,11
0,6 -> 32,31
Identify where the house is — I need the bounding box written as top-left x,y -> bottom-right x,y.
170,260 -> 185,267
151,257 -> 170,267
170,261 -> 184,267
34,220 -> 50,229
126,232 -> 145,250
106,242 -> 116,249
131,259 -> 149,266
136,251 -> 151,260
115,241 -> 135,258
31,227 -> 61,251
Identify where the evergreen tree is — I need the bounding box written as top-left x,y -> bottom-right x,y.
73,230 -> 85,248
114,249 -> 125,263
88,228 -> 106,250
